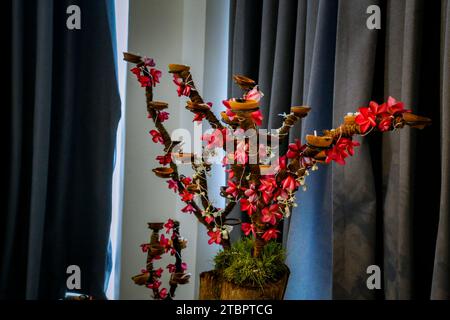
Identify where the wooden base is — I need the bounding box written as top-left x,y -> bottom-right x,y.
199,268 -> 289,300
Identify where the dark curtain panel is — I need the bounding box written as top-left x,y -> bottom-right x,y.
1,0 -> 120,299
229,0 -> 449,299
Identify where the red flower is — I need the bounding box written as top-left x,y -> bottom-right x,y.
160,234 -> 170,250
166,264 -> 176,273
262,204 -> 282,225
240,198 -> 257,216
274,155 -> 287,173
226,180 -> 239,198
140,243 -> 150,252
149,130 -> 164,144
173,74 -> 191,97
154,267 -> 163,278
156,154 -> 172,165
262,228 -> 280,241
181,262 -> 188,271
243,183 -> 258,203
157,111 -> 170,122
147,280 -> 161,290
164,219 -> 175,233
207,229 -> 222,245
193,113 -> 206,122
325,138 -> 360,165
378,117 -> 392,132
251,110 -> 263,126
282,175 -> 299,192
287,139 -> 305,159
241,223 -> 256,237
167,179 -> 178,193
181,177 -> 192,186
138,75 -> 152,87
355,107 -> 377,133
259,177 -> 277,203
180,190 -> 194,202
149,68 -> 162,86
158,288 -> 168,299
181,203 -> 196,213
204,214 -> 214,224
131,67 -> 141,76
225,168 -> 235,179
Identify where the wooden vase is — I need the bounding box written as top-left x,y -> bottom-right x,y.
198,267 -> 290,300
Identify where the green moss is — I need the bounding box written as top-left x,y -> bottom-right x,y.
213,238 -> 287,288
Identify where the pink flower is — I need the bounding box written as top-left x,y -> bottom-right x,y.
181,262 -> 188,271
384,96 -> 409,115
181,203 -> 196,213
164,219 -> 175,233
142,56 -> 155,67
240,198 -> 257,216
245,85 -> 264,102
262,228 -> 280,241
282,175 -> 299,192
158,288 -> 168,299
251,110 -> 263,126
166,264 -> 176,273
241,223 -> 256,237
202,129 -> 225,149
149,130 -> 164,144
243,183 -> 258,203
235,141 -> 248,164
154,268 -> 163,278
147,280 -> 161,289
207,229 -> 222,245
167,180 -> 178,193
156,154 -> 172,165
157,111 -> 170,122
261,204 -> 282,225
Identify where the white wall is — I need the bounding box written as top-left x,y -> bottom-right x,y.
120,0 -> 229,300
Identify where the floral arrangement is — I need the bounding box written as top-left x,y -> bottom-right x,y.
132,219 -> 190,299
124,52 -> 431,294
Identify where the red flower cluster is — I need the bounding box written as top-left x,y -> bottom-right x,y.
325,137 -> 360,165
131,64 -> 162,88
173,74 -> 191,97
355,97 -> 410,133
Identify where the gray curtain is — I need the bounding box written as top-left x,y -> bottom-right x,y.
229,0 -> 449,299
1,0 -> 120,299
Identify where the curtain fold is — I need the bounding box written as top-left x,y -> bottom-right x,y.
229,0 -> 449,299
431,0 -> 450,300
1,0 -> 120,299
